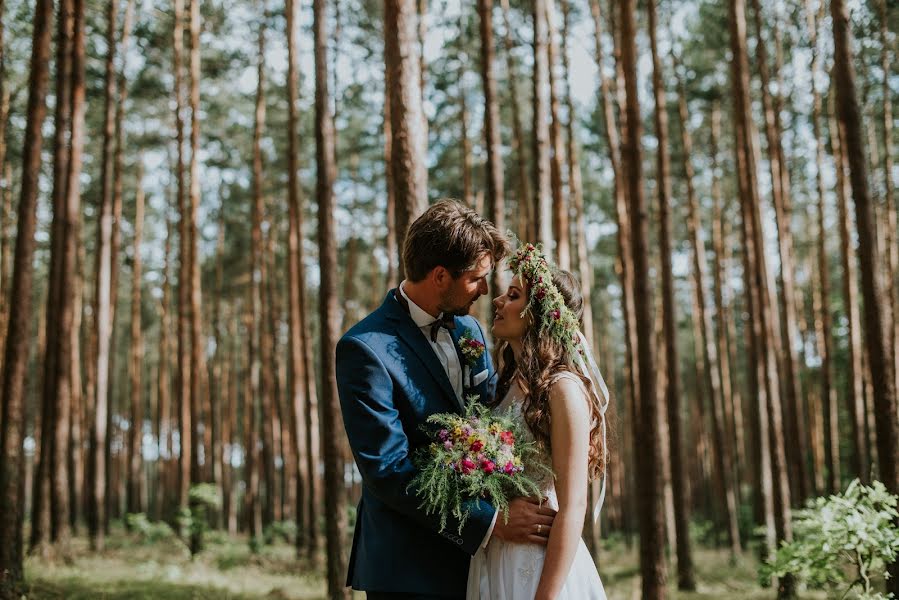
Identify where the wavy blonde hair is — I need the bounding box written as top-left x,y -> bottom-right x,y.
493,269 -> 607,481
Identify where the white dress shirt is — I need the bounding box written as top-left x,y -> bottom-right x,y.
397,282 -> 498,547
399,282 -> 464,402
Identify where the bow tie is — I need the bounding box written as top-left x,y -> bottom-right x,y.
429,312 -> 456,342
394,289 -> 456,342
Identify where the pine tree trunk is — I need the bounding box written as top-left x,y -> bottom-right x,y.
285,0 -> 311,556
259,215 -> 277,528
829,92 -> 869,483
264,233 -> 283,524
383,54 -> 398,288
242,304 -> 261,538
80,225 -> 96,522
211,204 -> 226,505
59,0 -> 85,536
709,103 -> 744,479
247,17 -> 267,544
621,1 -> 667,596
172,0 -> 192,514
674,59 -> 735,572
0,8 -> 6,357
532,0 -> 552,248
157,196 -> 174,523
878,0 -> 899,404
0,13 -> 7,366
545,0 -> 568,269
749,0 -> 809,503
302,280 -> 322,560
803,0 -> 839,495
647,2 -> 695,584
729,2 -> 794,593
385,0 -> 427,280
0,0 -> 53,587
313,0 -> 349,594
590,0 -> 637,423
560,0 -> 591,347
223,316 -> 237,534
477,0 -> 504,295
69,215 -> 84,531
187,0 -> 206,495
104,0 -> 136,529
734,113 -> 776,556
416,0 -> 427,133
127,162 -> 145,516
457,21 -> 473,209
88,0 -> 120,551
0,159 -> 9,371
499,0 -> 532,243
831,0 -> 899,591
33,0 -> 74,550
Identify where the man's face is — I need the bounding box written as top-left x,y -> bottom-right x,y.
437,253 -> 492,316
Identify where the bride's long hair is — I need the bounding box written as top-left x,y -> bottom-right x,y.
493,269 -> 608,481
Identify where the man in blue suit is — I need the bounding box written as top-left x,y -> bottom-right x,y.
337,201 -> 557,599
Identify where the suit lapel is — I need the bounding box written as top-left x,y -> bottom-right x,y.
385,293 -> 464,412
448,321 -> 467,372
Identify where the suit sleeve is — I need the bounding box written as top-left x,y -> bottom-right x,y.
336,334 -> 496,555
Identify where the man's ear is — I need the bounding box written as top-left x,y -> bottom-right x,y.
431,265 -> 450,290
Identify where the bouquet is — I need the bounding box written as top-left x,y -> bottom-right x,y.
409,400 -> 551,534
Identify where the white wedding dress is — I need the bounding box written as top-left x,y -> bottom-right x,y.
466,374 -> 607,599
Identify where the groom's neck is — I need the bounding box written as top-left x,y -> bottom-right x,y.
401,280 -> 441,318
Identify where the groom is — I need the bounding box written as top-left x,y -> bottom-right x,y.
337,200 -> 556,599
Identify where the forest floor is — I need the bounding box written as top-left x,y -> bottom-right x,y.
22,524 -> 832,599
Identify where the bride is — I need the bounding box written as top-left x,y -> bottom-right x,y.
467,242 -> 609,600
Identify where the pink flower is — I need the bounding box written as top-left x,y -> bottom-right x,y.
500,431 -> 515,446
551,309 -> 560,320
470,440 -> 484,452
460,458 -> 476,474
444,440 -> 453,450
503,461 -> 515,475
438,429 -> 449,441
481,460 -> 495,474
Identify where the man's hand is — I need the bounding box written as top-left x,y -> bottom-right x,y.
491,497 -> 557,545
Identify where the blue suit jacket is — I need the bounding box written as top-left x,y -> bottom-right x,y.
336,290 -> 497,596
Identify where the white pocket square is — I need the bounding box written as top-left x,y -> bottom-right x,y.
472,369 -> 489,386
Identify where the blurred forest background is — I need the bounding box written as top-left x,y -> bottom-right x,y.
0,0 -> 897,597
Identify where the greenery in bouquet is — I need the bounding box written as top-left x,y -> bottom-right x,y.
409,401 -> 552,535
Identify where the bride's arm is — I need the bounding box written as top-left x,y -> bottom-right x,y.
533,377 -> 591,600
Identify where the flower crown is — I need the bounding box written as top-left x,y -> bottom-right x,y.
508,241 -> 583,357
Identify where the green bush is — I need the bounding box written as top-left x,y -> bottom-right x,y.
177,484 -> 223,557
762,479 -> 899,599
124,513 -> 177,545
263,520 -> 297,545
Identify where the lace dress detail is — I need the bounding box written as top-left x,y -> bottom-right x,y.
466,374 -> 606,599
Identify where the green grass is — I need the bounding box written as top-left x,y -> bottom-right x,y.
23,526 -> 833,599
598,545 -> 831,599
24,525 -> 341,600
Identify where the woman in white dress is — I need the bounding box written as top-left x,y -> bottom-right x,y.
467,243 -> 609,600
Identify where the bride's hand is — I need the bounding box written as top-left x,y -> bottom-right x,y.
491,497 -> 556,545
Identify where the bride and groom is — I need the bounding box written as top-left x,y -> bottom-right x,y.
336,200 -> 609,599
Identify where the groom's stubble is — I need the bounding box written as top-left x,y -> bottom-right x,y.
438,286 -> 483,317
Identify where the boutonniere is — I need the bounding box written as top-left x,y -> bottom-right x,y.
457,329 -> 486,366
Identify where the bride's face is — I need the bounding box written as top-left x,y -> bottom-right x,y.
491,275 -> 529,341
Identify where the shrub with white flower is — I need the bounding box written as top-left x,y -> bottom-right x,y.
762,479 -> 899,599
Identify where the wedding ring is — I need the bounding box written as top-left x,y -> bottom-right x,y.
537,524 -> 543,534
